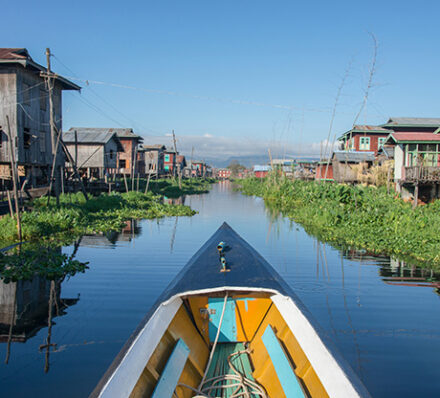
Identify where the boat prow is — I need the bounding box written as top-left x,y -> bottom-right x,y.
91,222 -> 371,398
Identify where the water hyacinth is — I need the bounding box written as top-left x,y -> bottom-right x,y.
237,177 -> 440,269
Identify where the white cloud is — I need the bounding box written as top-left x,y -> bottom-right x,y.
141,134 -> 337,165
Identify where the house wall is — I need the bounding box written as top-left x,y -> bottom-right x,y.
394,145 -> 404,181
315,164 -> 333,180
0,70 -> 17,166
118,138 -> 135,174
16,67 -> 60,166
332,161 -> 358,182
255,171 -> 268,178
352,133 -> 388,153
103,140 -> 118,169
0,65 -> 64,187
143,150 -> 162,174
65,143 -> 104,168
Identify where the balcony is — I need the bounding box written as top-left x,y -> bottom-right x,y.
403,166 -> 440,182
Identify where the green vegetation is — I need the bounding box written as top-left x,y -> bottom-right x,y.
0,191 -> 196,246
0,245 -> 88,283
147,178 -> 216,197
238,176 -> 440,268
0,178 -> 216,247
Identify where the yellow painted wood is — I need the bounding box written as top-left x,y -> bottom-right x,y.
235,296 -> 272,342
249,302 -> 329,398
130,304 -> 209,398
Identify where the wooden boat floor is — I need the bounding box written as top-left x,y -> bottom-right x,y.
204,343 -> 257,398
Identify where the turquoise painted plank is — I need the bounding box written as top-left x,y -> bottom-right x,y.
261,325 -> 306,398
151,339 -> 190,398
208,298 -> 237,342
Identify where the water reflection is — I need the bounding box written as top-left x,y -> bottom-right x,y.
0,183 -> 439,398
0,242 -> 85,372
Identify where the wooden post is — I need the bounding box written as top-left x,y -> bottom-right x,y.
59,139 -> 88,201
5,116 -> 22,241
144,172 -> 151,194
136,173 -> 139,192
6,190 -> 13,218
44,48 -> 60,205
123,172 -> 129,193
60,167 -> 64,194
172,130 -> 182,189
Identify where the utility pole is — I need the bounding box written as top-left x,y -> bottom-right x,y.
172,130 -> 182,189
42,48 -> 60,205
5,116 -> 22,241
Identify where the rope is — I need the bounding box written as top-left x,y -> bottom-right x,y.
198,293 -> 228,389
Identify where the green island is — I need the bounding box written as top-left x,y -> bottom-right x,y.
0,178 -> 215,247
237,176 -> 440,269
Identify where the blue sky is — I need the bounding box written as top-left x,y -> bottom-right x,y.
3,0 -> 440,162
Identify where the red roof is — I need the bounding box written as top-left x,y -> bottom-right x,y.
390,132 -> 440,142
0,48 -> 29,60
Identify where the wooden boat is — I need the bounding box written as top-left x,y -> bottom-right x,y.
90,222 -> 371,398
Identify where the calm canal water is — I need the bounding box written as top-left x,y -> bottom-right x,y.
1,182 -> 440,397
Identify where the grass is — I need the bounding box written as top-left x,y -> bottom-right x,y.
237,175 -> 440,269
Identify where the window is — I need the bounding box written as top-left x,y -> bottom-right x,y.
23,128 -> 31,149
406,143 -> 440,167
109,149 -> 114,160
378,137 -> 386,149
119,159 -> 126,168
164,165 -> 169,171
164,154 -> 170,162
359,137 -> 370,150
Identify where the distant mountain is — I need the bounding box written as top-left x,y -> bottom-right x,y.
206,154 -> 320,168
207,155 -> 270,168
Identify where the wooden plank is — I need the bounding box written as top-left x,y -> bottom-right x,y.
151,339 -> 190,398
261,325 -> 306,398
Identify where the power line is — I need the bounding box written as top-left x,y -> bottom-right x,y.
63,75 -> 334,114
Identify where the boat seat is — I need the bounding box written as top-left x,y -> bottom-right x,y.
203,343 -> 255,397
261,325 -> 306,398
151,339 -> 190,398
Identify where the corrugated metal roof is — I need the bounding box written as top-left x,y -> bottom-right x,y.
338,125 -> 390,140
385,117 -> 440,127
332,151 -> 375,163
63,130 -> 116,144
0,48 -> 80,91
388,132 -> 440,142
378,146 -> 394,158
253,165 -> 271,172
0,48 -> 29,60
141,144 -> 165,150
68,127 -> 141,140
352,125 -> 389,132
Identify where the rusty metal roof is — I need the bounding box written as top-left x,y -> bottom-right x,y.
0,48 -> 29,59
387,132 -> 440,143
338,125 -> 390,140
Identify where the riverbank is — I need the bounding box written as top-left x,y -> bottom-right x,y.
0,179 -> 216,246
238,177 -> 440,269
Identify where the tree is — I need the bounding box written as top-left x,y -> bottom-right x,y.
227,161 -> 246,177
